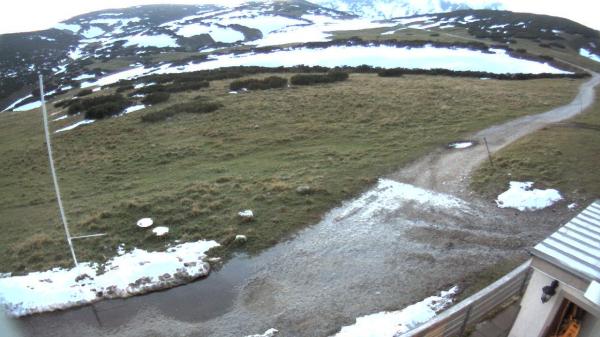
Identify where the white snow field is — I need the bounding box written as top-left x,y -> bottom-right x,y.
81,45 -> 570,88
0,240 -> 219,317
580,48 -> 600,63
332,286 -> 459,337
496,181 -> 563,211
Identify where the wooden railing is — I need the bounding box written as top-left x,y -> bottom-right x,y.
400,260 -> 531,337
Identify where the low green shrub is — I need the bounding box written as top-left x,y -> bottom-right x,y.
142,92 -> 170,105
67,94 -> 131,119
229,76 -> 287,91
141,109 -> 176,123
141,100 -> 223,122
290,72 -> 349,86
76,89 -> 93,97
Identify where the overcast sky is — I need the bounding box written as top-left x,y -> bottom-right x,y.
0,0 -> 598,35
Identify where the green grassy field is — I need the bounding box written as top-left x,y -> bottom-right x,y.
0,74 -> 581,274
471,86 -> 600,204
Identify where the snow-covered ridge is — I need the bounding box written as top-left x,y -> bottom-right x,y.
0,240 -> 219,317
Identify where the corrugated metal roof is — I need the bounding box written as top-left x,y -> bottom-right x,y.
532,200 -> 600,282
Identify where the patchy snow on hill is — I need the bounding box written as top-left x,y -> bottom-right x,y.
580,48 -> 600,63
175,23 -> 245,43
496,181 -> 562,211
332,286 -> 459,337
54,119 -> 95,133
0,240 -> 219,317
123,33 -> 179,48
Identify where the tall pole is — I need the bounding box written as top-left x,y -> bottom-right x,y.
39,74 -> 78,267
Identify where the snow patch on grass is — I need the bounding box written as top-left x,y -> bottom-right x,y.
245,328 -> 279,337
123,104 -> 146,114
331,286 -> 459,337
54,119 -> 95,133
0,240 -> 219,317
496,181 -> 562,211
580,48 -> 600,63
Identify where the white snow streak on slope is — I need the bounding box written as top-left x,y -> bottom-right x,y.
81,26 -> 104,38
54,119 -> 95,133
123,34 -> 179,48
13,101 -> 41,112
0,240 -> 219,317
580,48 -> 600,63
245,328 -> 279,337
2,95 -> 33,112
54,23 -> 80,33
332,286 -> 459,337
496,181 -> 562,211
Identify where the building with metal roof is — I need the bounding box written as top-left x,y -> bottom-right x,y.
510,200 -> 600,337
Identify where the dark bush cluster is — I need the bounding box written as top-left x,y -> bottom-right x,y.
76,89 -> 93,97
229,76 -> 287,91
67,94 -> 131,119
130,81 -> 209,96
116,84 -> 134,93
377,67 -> 589,80
290,72 -> 349,86
141,92 -> 170,105
141,99 -> 222,123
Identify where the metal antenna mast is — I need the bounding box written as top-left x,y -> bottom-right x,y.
39,74 -> 78,267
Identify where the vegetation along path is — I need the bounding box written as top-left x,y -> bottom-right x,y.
18,72 -> 600,337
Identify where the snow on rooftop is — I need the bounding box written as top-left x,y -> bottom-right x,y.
0,240 -> 219,316
54,119 -> 95,133
496,181 -> 562,211
123,34 -> 179,48
331,286 -> 459,337
580,49 -> 600,63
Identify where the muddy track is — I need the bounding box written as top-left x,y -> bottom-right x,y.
392,71 -> 600,197
18,73 -> 600,337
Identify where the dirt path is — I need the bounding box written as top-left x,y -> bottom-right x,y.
17,73 -> 600,337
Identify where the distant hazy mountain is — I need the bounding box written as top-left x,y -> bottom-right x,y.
312,0 -> 503,19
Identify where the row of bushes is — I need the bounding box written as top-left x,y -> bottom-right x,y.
290,72 -> 349,85
229,76 -> 287,91
377,67 -> 589,80
67,94 -> 132,119
141,92 -> 170,105
141,99 -> 222,123
128,81 -> 210,96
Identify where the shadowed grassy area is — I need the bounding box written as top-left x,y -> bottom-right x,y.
0,74 -> 581,273
471,86 -> 600,205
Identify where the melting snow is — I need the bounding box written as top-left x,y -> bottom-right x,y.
52,115 -> 68,122
336,179 -> 467,221
580,49 -> 600,63
123,34 -> 179,48
245,329 -> 279,337
496,181 -> 562,211
54,23 -> 80,33
2,94 -> 33,112
123,104 -> 146,114
448,141 -> 474,149
175,23 -> 244,43
0,240 -> 219,317
331,286 -> 459,337
152,226 -> 169,236
154,45 -> 570,75
81,26 -> 104,38
137,218 -> 153,228
72,73 -> 96,81
54,119 -> 95,133
13,100 -> 41,112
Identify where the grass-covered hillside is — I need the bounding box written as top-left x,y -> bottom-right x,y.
0,73 -> 581,273
471,86 -> 600,205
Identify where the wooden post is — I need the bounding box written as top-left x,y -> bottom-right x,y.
483,137 -> 494,168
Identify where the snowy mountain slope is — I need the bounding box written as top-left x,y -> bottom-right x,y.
1,1 -> 599,111
312,0 -> 502,19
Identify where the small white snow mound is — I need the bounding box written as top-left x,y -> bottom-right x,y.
54,119 -> 95,133
496,181 -> 562,211
245,328 -> 279,337
137,218 -> 154,228
332,286 -> 459,337
235,235 -> 247,242
448,141 -> 473,149
0,240 -> 220,317
336,179 -> 467,221
239,210 -> 254,218
568,203 -> 578,210
152,226 -> 169,236
123,104 -> 146,114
